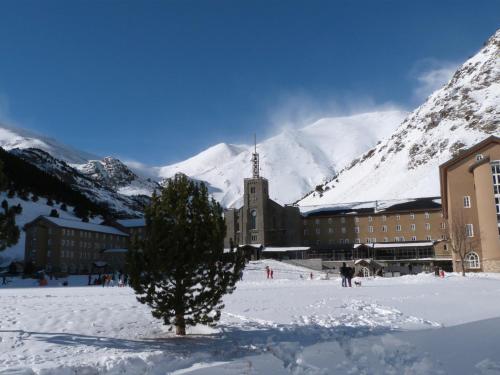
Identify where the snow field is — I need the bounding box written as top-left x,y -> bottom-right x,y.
1,260 -> 500,374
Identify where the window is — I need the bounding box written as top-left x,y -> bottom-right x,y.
354,226 -> 359,233
368,216 -> 373,222
410,213 -> 415,220
316,240 -> 320,245
344,238 -> 350,244
425,223 -> 431,231
371,238 -> 377,243
341,227 -> 346,234
476,154 -> 483,161
366,238 -> 371,243
339,239 -> 345,245
315,219 -> 320,225
315,228 -> 320,235
328,228 -> 333,234
411,224 -> 416,231
394,237 -> 400,242
328,218 -> 333,224
355,217 -> 359,223
383,237 -> 388,242
250,186 -> 255,194
399,237 -> 405,242
441,234 -> 448,240
441,222 -> 446,229
426,235 -> 432,241
463,196 -> 471,208
465,252 -> 480,269
355,238 -> 361,244
251,234 -> 258,242
491,162 -> 500,224
411,236 -> 417,241
382,215 -> 387,222
250,209 -> 257,230
466,223 -> 474,237
341,217 -> 346,224
382,225 -> 387,232
396,215 -> 401,221
368,226 -> 374,233
396,225 -> 402,232
303,229 -> 309,236
425,212 -> 430,219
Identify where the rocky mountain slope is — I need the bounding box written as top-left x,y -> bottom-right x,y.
298,28 -> 500,207
158,110 -> 407,207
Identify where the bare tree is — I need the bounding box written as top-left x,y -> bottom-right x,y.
443,211 -> 474,276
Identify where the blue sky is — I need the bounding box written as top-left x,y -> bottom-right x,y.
0,1 -> 498,165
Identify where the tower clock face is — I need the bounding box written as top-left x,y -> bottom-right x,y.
251,210 -> 257,217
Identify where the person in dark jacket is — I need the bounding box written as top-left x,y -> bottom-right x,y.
340,262 -> 348,287
347,267 -> 354,287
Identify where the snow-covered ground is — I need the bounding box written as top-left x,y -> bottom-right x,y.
1,260 -> 500,374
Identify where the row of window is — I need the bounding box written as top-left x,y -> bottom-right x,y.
60,238 -> 125,249
307,212 -> 437,226
60,250 -> 98,260
305,235 -> 439,246
61,228 -> 120,241
305,222 -> 437,235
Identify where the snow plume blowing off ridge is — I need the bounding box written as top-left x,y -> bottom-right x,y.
158,110 -> 408,208
299,28 -> 500,207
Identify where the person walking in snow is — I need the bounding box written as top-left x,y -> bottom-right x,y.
340,262 -> 348,287
347,267 -> 354,287
265,265 -> 270,279
270,268 -> 274,279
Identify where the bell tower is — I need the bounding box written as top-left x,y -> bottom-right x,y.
241,135 -> 269,245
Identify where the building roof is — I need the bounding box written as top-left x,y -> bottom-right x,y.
40,216 -> 129,236
439,136 -> 500,217
262,246 -> 311,253
115,218 -> 146,228
354,241 -> 434,249
300,197 -> 441,218
102,248 -> 128,253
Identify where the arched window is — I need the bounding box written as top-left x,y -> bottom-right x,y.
250,209 -> 257,230
465,252 -> 480,269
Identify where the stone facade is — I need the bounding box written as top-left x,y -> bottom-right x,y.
224,176 -> 302,249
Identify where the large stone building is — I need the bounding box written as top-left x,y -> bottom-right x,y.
300,198 -> 452,275
24,216 -> 129,274
440,136 -> 500,272
223,146 -> 303,255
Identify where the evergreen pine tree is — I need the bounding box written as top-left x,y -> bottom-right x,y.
0,164 -> 20,251
127,174 -> 245,336
49,209 -> 59,218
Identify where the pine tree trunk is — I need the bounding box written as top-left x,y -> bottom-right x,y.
175,313 -> 186,336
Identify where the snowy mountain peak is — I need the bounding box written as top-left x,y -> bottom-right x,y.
298,29 -> 500,206
158,110 -> 408,207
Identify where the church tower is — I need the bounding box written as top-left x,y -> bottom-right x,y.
241,135 -> 269,245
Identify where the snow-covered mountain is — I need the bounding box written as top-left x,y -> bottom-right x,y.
0,123 -> 97,164
298,29 -> 500,207
0,122 -> 158,211
10,148 -> 149,216
158,110 -> 407,207
76,157 -> 159,197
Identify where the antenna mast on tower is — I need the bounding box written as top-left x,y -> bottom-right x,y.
252,134 -> 260,178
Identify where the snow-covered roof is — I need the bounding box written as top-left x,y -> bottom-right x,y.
262,246 -> 311,253
102,248 -> 128,254
41,216 -> 129,236
238,244 -> 262,249
372,242 -> 434,249
300,197 -> 441,217
116,218 -> 146,228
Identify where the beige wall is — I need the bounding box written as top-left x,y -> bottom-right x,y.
302,210 -> 444,248
444,142 -> 500,272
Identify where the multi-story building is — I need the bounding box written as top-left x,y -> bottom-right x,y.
24,216 -> 129,274
440,136 -> 500,272
300,198 -> 452,274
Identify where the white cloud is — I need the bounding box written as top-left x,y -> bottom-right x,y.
412,59 -> 459,101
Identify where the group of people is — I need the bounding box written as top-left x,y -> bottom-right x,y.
340,262 -> 355,287
90,272 -> 129,287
